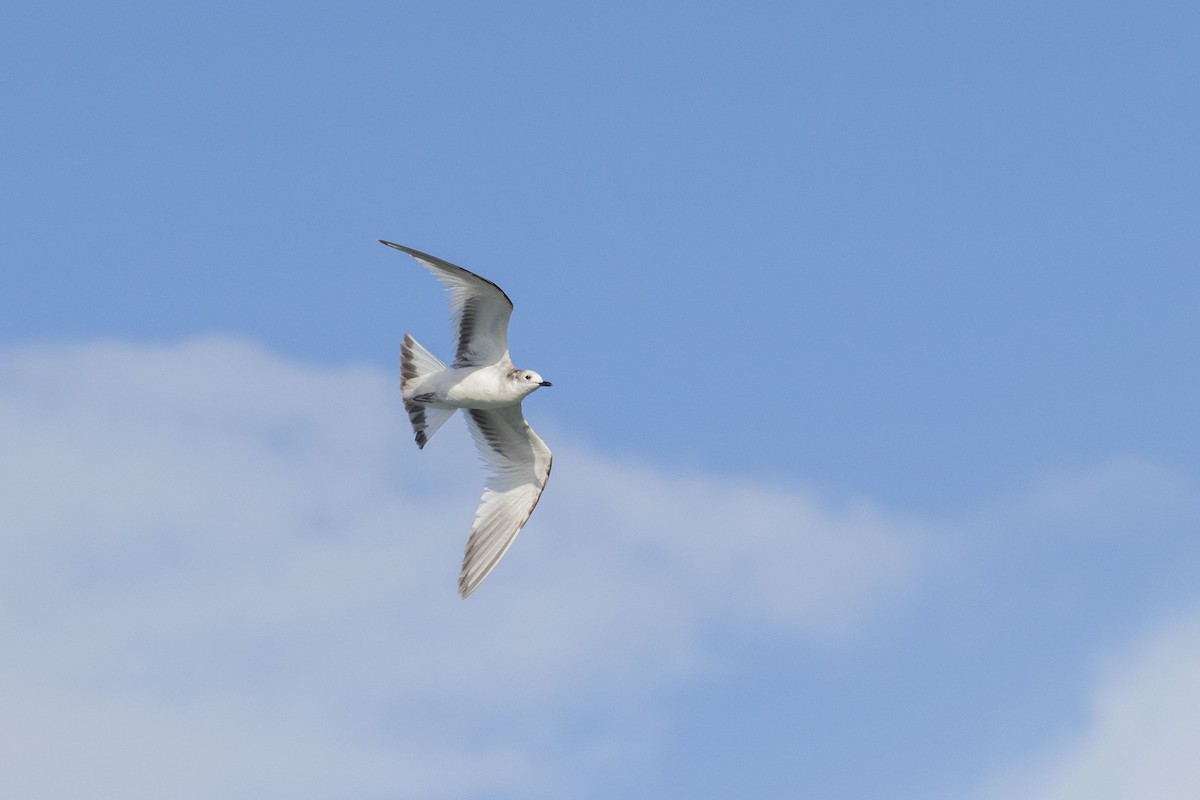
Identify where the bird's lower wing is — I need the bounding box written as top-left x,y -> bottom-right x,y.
459,405 -> 553,597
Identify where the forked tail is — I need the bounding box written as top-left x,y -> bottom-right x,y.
401,333 -> 454,449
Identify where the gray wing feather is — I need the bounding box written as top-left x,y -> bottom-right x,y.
380,241 -> 514,367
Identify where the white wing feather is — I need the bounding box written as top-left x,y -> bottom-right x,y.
459,404 -> 553,597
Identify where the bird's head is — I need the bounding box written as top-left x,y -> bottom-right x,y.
512,368 -> 552,394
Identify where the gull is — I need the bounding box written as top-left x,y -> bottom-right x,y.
380,240 -> 553,598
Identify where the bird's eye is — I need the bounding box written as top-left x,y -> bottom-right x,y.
525,375 -> 531,380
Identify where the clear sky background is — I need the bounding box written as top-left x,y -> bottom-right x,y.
2,2 -> 1199,798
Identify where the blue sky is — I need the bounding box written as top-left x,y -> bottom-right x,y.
2,2 -> 1199,798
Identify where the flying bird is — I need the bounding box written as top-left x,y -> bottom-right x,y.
381,240 -> 553,598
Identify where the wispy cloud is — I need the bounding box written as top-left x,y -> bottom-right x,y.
0,337 -> 930,799
6,338 -> 1198,799
975,608 -> 1200,800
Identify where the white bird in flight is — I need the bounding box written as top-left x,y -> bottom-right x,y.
381,240 -> 554,598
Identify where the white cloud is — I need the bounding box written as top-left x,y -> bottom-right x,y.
0,337 -> 929,799
976,608 -> 1200,800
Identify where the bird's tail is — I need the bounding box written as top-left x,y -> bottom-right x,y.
401,333 -> 454,449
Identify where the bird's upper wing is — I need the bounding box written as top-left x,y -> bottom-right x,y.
380,240 -> 514,367
459,404 -> 553,597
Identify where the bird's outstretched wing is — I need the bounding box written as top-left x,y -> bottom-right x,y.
380,240 -> 514,367
459,404 -> 553,597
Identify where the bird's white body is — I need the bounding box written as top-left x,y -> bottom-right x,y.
382,239 -> 553,598
403,364 -> 541,410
